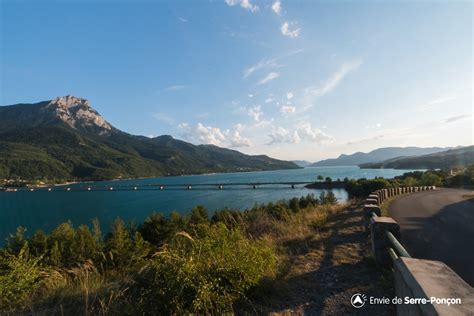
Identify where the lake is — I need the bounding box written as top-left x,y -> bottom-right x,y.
0,166 -> 418,241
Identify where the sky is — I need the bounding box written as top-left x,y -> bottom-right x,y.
0,0 -> 472,161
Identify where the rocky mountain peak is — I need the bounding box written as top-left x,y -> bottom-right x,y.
49,95 -> 90,109
46,95 -> 113,134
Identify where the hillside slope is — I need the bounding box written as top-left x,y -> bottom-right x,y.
309,146 -> 452,167
359,146 -> 474,169
0,96 -> 298,181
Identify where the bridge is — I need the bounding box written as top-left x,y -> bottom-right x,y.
1,181 -> 328,192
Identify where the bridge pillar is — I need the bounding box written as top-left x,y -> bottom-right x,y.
370,216 -> 401,267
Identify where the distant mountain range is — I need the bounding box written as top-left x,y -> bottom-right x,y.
0,96 -> 298,181
292,160 -> 313,167
308,147 -> 452,167
360,146 -> 474,169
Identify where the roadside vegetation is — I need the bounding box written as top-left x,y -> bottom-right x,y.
344,164 -> 474,198
0,191 -> 342,315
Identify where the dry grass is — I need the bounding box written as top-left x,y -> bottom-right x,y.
28,261 -> 131,316
238,202 -> 396,315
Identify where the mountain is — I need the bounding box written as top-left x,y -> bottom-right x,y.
359,146 -> 474,169
308,147 -> 452,167
292,160 -> 313,167
0,96 -> 299,181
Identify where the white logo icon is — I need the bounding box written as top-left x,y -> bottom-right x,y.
351,293 -> 367,308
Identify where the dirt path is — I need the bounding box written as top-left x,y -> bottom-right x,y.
242,205 -> 396,315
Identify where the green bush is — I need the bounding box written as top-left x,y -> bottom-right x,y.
0,245 -> 43,311
133,224 -> 276,314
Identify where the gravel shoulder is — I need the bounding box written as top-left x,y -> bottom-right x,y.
241,204 -> 396,315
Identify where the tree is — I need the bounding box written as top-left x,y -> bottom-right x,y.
71,225 -> 98,263
6,227 -> 28,255
317,175 -> 324,181
139,212 -> 172,246
421,171 -> 442,186
325,191 -> 338,205
105,218 -> 132,268
48,222 -> 75,266
188,206 -> 209,226
29,230 -> 48,257
325,177 -> 332,183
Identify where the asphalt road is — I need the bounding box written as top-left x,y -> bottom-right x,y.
388,188 -> 474,286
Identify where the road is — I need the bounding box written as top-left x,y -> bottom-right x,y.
388,188 -> 474,286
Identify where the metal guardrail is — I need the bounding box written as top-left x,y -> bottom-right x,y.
386,230 -> 411,259
364,186 -> 435,266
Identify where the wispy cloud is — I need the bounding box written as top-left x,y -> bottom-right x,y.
444,114 -> 471,123
300,60 -> 362,111
160,85 -> 188,92
271,1 -> 281,15
280,22 -> 300,38
178,17 -> 188,23
246,105 -> 263,122
280,105 -> 296,114
258,72 -> 280,85
416,95 -> 457,111
243,58 -> 278,78
243,49 -> 303,79
153,112 -> 175,124
225,0 -> 259,13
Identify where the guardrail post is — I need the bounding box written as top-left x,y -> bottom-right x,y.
370,216 -> 401,267
363,204 -> 381,231
368,194 -> 380,205
366,198 -> 378,205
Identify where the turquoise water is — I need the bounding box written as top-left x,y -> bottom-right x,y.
0,166 -> 417,240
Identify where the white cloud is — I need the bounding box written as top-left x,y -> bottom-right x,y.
268,123 -> 333,144
178,17 -> 188,22
287,92 -> 294,99
258,72 -> 280,85
243,49 -> 303,79
178,122 -> 226,145
225,0 -> 259,12
280,22 -> 300,38
444,114 -> 471,123
268,126 -> 301,144
297,123 -> 334,143
271,1 -> 281,15
243,58 -> 278,78
248,94 -> 254,98
227,124 -> 252,147
300,60 -> 362,111
246,105 -> 263,122
162,85 -> 188,92
416,95 -> 457,111
265,97 -> 274,103
280,105 -> 296,114
178,122 -> 252,148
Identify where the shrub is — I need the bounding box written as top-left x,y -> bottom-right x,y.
0,245 -> 43,311
133,224 -> 276,314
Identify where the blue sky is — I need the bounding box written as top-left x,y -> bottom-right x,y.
1,0 -> 472,161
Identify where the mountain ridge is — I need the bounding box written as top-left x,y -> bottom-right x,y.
0,96 -> 299,181
359,146 -> 474,169
309,146 -> 453,167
